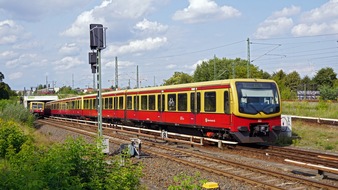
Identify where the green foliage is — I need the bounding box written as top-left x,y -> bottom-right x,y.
168,172 -> 207,190
163,72 -> 194,85
0,120 -> 30,158
313,67 -> 337,88
0,103 -> 35,125
0,82 -> 11,100
318,85 -> 338,100
0,137 -> 143,190
193,57 -> 264,82
58,86 -> 79,95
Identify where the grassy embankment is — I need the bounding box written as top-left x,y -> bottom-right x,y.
281,101 -> 338,152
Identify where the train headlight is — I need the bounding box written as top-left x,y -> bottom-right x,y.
238,126 -> 248,132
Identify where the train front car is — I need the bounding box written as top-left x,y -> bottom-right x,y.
230,79 -> 282,143
29,101 -> 45,119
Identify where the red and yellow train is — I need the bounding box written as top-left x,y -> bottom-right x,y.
45,79 -> 282,143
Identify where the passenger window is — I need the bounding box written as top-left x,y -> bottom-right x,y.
204,92 -> 216,112
224,91 -> 230,114
178,93 -> 187,111
134,96 -> 139,110
127,96 -> 132,110
108,97 -> 113,109
149,95 -> 155,110
190,92 -> 200,113
119,96 -> 124,109
168,94 -> 176,111
157,94 -> 165,112
141,95 -> 147,110
114,97 -> 118,110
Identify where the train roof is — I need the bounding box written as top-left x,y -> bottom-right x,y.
46,78 -> 276,103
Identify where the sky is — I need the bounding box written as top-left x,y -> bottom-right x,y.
1,0 -> 338,90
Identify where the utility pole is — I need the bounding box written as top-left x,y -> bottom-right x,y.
115,56 -> 118,90
136,65 -> 139,88
213,54 -> 216,80
247,38 -> 250,78
72,74 -> 74,89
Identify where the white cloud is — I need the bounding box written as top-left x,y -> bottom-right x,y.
253,6 -> 300,39
0,0 -> 91,22
61,0 -> 156,38
5,53 -> 43,68
8,72 -> 23,80
300,0 -> 338,22
134,18 -> 168,33
0,51 -> 17,60
292,0 -> 338,36
166,64 -> 177,69
53,56 -> 83,71
172,0 -> 241,23
0,20 -> 25,45
106,37 -> 167,55
59,43 -> 81,56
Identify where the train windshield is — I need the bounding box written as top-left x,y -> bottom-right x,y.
236,82 -> 280,114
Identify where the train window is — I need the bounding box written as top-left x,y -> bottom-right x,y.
104,98 -> 108,109
149,95 -> 155,110
168,94 -> 176,111
178,93 -> 187,111
108,97 -> 113,109
224,91 -> 230,114
157,94 -> 164,112
127,96 -> 133,110
204,91 -> 216,112
119,97 -> 124,110
141,95 -> 147,110
84,100 -> 88,109
190,92 -> 200,113
134,96 -> 139,110
114,97 -> 118,110
94,99 -> 98,110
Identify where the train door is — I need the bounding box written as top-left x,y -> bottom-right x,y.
157,91 -> 165,122
190,89 -> 201,126
133,94 -> 139,120
223,90 -> 231,126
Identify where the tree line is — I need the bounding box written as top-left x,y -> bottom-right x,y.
163,57 -> 338,100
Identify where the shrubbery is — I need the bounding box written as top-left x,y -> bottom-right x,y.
0,137 -> 143,189
0,100 -> 35,126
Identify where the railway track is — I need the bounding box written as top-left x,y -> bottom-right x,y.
37,118 -> 338,189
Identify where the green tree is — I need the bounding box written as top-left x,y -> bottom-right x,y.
58,86 -> 78,95
319,85 -> 338,100
285,71 -> 301,92
0,72 -> 4,82
0,82 -> 11,100
313,67 -> 337,88
163,72 -> 194,85
193,57 -> 264,82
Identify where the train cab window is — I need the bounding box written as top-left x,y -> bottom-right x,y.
126,96 -> 132,110
114,97 -> 118,110
118,97 -> 124,110
157,94 -> 165,112
168,94 -> 176,111
134,96 -> 139,110
190,92 -> 200,113
204,92 -> 216,112
178,93 -> 187,111
149,95 -> 155,110
224,91 -> 230,114
141,95 -> 147,110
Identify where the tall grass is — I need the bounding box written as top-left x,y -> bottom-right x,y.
282,101 -> 338,119
0,100 -> 35,126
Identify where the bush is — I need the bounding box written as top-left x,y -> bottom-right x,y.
0,137 -> 143,190
0,120 -> 30,158
0,103 -> 34,125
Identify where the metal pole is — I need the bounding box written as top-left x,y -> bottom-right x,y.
247,38 -> 250,78
97,49 -> 102,137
